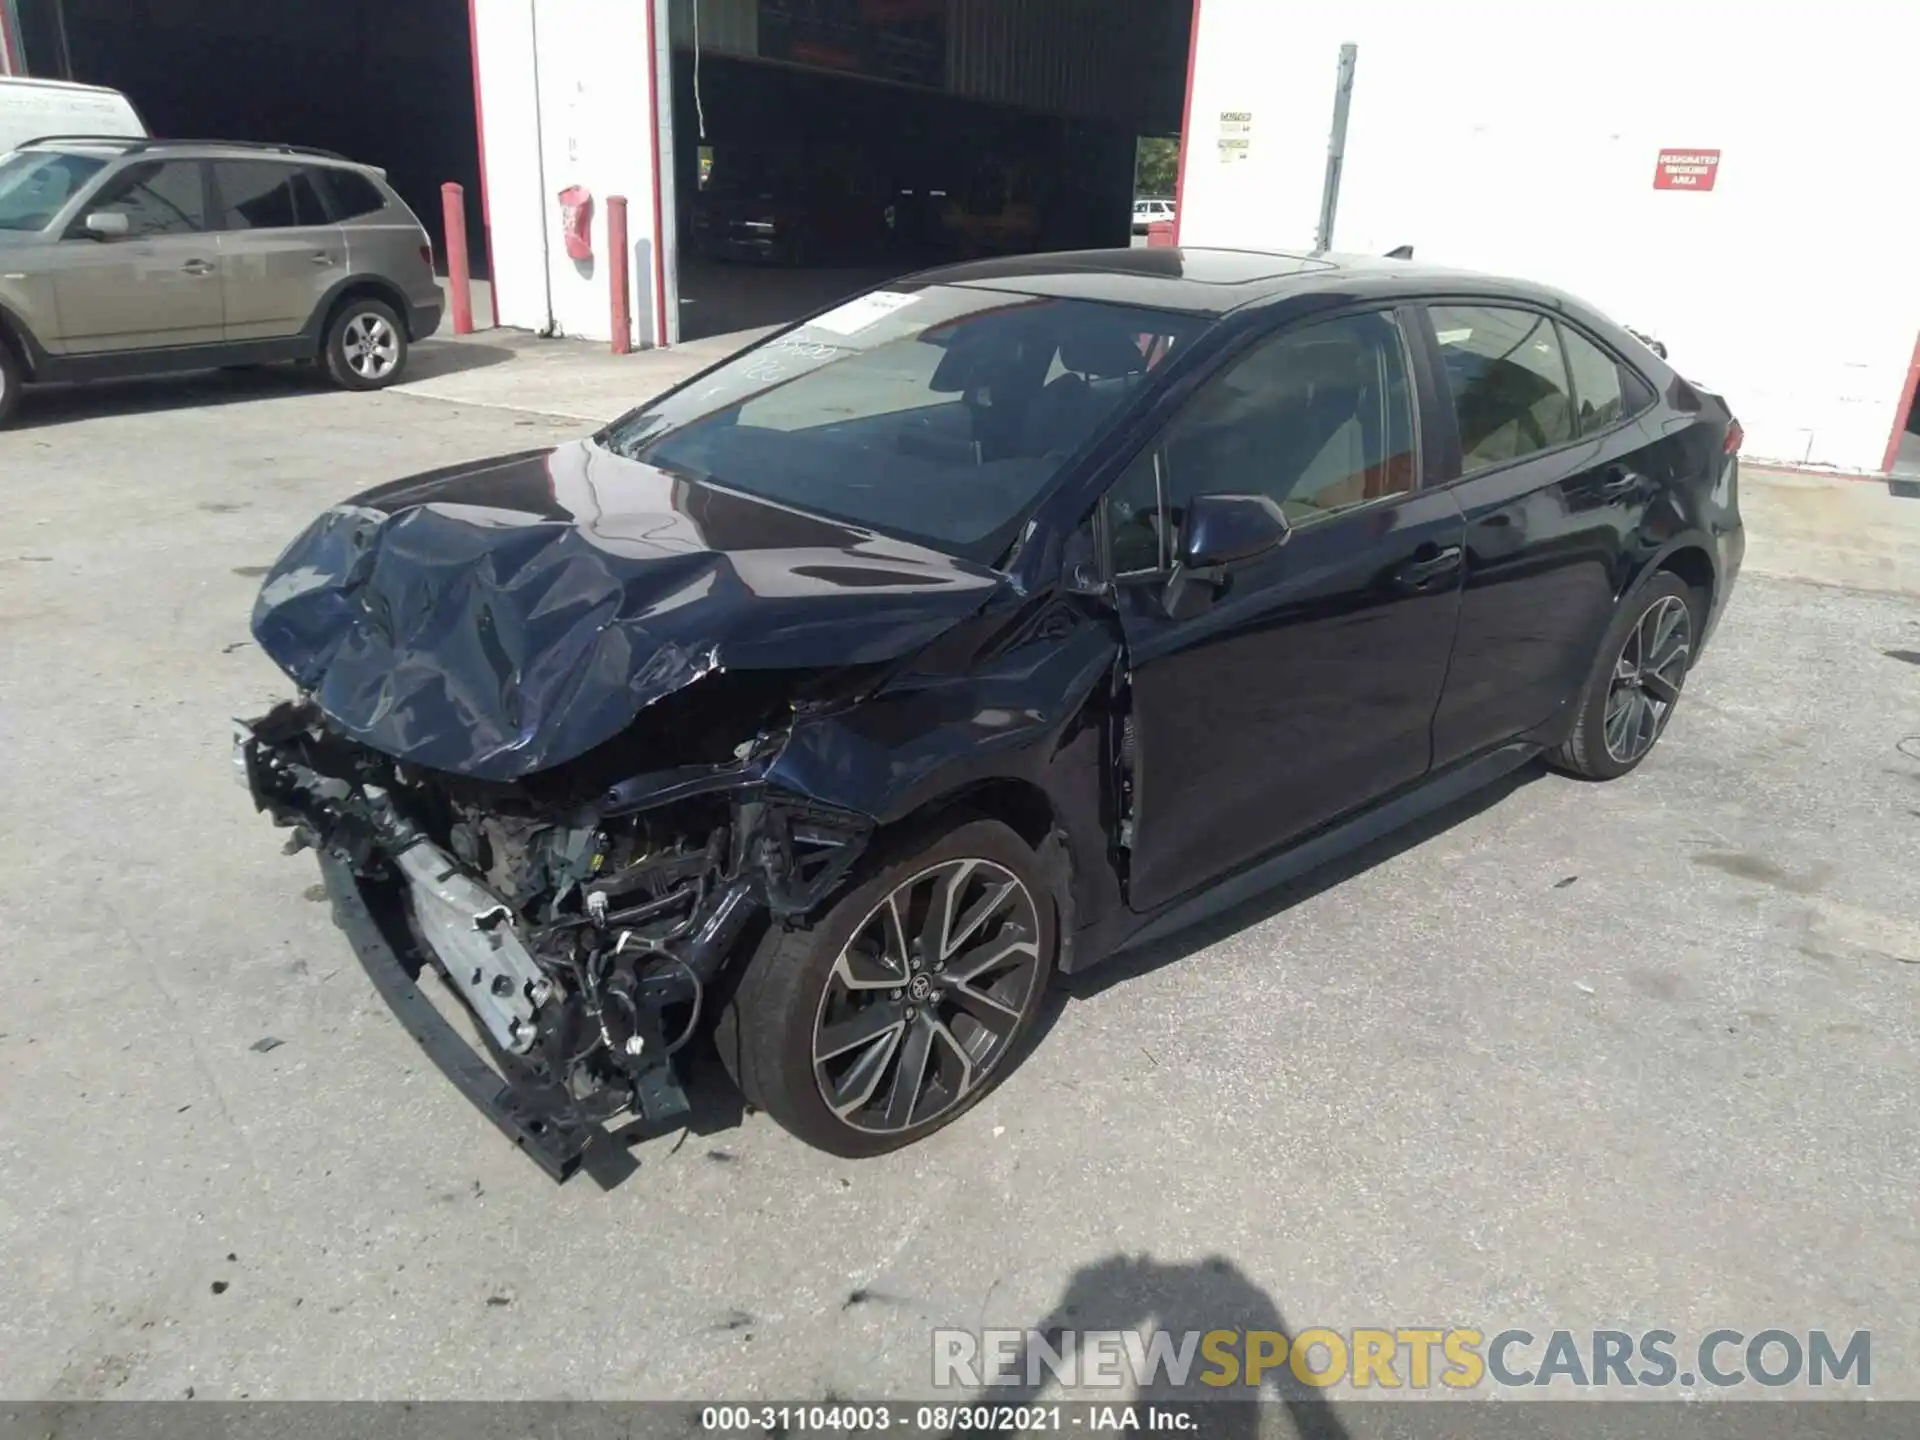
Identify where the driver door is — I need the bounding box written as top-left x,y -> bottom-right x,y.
49,159 -> 224,354
1109,308 -> 1467,913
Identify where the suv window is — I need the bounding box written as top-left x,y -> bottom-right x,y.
316,168 -> 388,221
0,151 -> 108,233
1560,324 -> 1634,435
82,160 -> 208,237
1431,305 -> 1574,473
1163,311 -> 1416,523
216,161 -> 328,230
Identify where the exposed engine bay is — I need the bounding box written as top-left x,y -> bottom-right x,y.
233,694 -> 873,1179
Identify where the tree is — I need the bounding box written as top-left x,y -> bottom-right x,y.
1134,136 -> 1180,198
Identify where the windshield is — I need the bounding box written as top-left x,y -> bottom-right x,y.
0,151 -> 107,233
601,285 -> 1203,560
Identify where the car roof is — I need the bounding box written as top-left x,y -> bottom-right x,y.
0,76 -> 127,95
906,246 -> 1561,320
15,134 -> 373,170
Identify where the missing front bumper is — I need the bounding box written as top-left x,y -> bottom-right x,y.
318,849 -> 652,1186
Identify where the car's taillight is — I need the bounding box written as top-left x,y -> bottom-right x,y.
420,242 -> 434,268
1724,419 -> 1744,455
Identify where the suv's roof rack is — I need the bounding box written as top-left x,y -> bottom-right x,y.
20,133 -> 147,148
21,135 -> 350,162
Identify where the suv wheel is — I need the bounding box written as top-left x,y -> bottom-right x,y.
716,818 -> 1055,1157
323,299 -> 408,390
1550,571 -> 1700,781
0,339 -> 21,427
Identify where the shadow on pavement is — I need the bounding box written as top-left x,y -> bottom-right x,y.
8,338 -> 517,431
1055,760 -> 1545,1010
658,764 -> 1544,1153
946,1252 -> 1351,1440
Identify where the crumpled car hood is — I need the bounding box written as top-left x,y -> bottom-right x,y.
251,439 -> 1007,781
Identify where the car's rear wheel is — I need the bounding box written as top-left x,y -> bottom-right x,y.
716,818 -> 1055,1157
323,299 -> 408,391
0,337 -> 21,428
1550,571 -> 1700,780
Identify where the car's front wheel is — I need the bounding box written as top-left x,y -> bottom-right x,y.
1551,570 -> 1700,780
716,818 -> 1056,1157
323,298 -> 409,391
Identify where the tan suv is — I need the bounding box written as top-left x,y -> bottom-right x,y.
0,136 -> 443,425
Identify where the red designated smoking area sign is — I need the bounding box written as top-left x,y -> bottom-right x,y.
1654,149 -> 1721,191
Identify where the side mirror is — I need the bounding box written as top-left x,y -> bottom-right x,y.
83,212 -> 130,240
1180,492 -> 1292,570
1162,493 -> 1290,619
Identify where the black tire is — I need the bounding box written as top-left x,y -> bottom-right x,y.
1550,570 -> 1701,781
322,298 -> 408,391
0,337 -> 21,428
715,817 -> 1056,1157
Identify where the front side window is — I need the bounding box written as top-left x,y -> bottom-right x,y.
1162,311 -> 1417,523
216,161 -> 327,230
1431,305 -> 1574,473
602,285 -> 1203,559
83,160 -> 207,237
0,151 -> 108,233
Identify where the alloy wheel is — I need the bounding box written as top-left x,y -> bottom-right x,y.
1603,593 -> 1692,764
342,313 -> 400,381
812,857 -> 1042,1135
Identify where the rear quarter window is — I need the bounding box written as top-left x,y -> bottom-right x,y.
316,169 -> 389,221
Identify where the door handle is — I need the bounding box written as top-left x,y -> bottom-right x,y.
311,252 -> 337,266
1395,544 -> 1463,590
181,258 -> 215,276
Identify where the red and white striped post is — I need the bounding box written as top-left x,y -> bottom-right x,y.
441,182 -> 474,336
607,195 -> 632,355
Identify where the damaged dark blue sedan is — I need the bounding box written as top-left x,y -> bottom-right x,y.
236,248 -> 1744,1179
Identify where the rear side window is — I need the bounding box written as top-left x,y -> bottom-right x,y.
1431,305 -> 1574,473
216,161 -> 327,229
1559,324 -> 1633,434
85,160 -> 207,237
316,169 -> 388,220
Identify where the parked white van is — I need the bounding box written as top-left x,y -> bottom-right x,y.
0,77 -> 146,156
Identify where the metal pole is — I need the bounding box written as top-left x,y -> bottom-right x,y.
442,183 -> 475,335
1313,43 -> 1357,253
608,195 -> 632,354
647,0 -> 678,347
50,0 -> 73,77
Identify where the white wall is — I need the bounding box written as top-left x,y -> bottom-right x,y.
1180,0 -> 1920,474
472,0 -> 667,345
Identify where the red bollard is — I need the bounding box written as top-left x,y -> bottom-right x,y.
441,182 -> 474,336
1146,219 -> 1175,249
607,195 -> 631,355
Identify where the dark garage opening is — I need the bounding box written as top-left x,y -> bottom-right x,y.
11,0 -> 487,279
669,0 -> 1190,343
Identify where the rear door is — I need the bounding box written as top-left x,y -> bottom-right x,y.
48,158 -> 223,353
1420,303 -> 1664,768
211,160 -> 345,341
1112,307 -> 1467,912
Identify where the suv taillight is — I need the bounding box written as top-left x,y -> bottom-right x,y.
420,242 -> 434,268
1724,419 -> 1744,455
